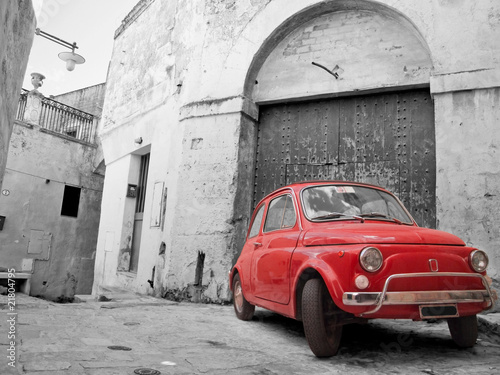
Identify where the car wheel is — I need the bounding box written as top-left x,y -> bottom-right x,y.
447,315 -> 478,348
302,278 -> 343,357
232,273 -> 255,321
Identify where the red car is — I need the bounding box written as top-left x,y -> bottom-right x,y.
229,181 -> 497,357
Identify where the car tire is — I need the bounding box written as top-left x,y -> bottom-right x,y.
447,315 -> 478,348
232,273 -> 255,321
302,278 -> 343,357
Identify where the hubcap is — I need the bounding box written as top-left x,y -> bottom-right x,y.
234,281 -> 243,312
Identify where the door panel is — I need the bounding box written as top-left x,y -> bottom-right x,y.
251,231 -> 299,304
250,194 -> 299,304
255,89 -> 435,227
130,153 -> 150,272
337,161 -> 400,197
285,164 -> 334,185
130,212 -> 143,273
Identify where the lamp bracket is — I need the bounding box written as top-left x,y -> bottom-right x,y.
35,28 -> 78,53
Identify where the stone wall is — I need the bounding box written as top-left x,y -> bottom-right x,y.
253,10 -> 431,102
52,83 -> 106,116
435,88 -> 500,281
0,0 -> 35,189
0,120 -> 104,300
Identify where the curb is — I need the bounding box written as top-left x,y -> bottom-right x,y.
477,314 -> 500,335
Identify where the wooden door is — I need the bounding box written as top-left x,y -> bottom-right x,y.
254,89 -> 435,227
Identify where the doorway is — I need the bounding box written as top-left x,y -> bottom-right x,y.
253,89 -> 436,228
130,152 -> 150,272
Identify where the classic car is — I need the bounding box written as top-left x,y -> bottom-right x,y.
229,181 -> 496,357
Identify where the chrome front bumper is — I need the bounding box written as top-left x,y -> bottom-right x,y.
342,272 -> 497,316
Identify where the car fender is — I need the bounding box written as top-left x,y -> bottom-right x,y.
229,265 -> 250,293
229,267 -> 236,291
229,266 -> 243,291
292,258 -> 345,309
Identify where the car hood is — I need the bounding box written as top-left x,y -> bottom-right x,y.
302,223 -> 465,246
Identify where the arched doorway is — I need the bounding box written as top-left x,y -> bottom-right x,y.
245,2 -> 436,228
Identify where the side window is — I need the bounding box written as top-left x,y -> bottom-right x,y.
264,194 -> 296,232
248,204 -> 265,238
282,196 -> 296,228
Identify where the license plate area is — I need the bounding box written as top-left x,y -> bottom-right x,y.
419,304 -> 458,319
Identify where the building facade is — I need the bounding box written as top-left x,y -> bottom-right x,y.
0,83 -> 105,301
93,0 -> 500,302
0,0 -> 35,189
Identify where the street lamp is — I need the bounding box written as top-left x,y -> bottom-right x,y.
34,28 -> 85,71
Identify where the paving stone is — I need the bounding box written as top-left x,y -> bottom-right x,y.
5,295 -> 500,374
22,361 -> 71,371
78,361 -> 139,369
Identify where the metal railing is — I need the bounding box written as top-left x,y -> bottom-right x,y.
16,90 -> 97,144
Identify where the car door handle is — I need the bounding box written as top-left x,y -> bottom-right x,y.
253,242 -> 262,247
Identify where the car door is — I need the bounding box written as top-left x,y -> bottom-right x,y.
251,193 -> 300,304
239,203 -> 266,293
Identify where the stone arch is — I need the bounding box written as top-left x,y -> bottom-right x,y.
231,0 -> 437,261
243,0 -> 433,102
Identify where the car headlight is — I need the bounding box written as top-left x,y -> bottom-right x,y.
359,247 -> 383,272
470,250 -> 488,273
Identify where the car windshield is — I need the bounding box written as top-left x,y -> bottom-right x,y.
301,185 -> 413,224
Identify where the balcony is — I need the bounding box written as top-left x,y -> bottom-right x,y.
16,89 -> 97,144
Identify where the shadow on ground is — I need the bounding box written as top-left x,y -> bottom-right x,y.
250,308 -> 492,367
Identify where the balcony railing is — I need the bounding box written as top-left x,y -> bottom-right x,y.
16,89 -> 97,144
17,89 -> 28,120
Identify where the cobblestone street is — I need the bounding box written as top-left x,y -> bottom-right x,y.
1,293 -> 499,374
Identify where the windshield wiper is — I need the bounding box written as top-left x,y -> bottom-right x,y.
359,212 -> 405,225
312,212 -> 365,223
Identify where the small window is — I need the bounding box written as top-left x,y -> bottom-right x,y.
264,194 -> 296,232
248,204 -> 265,238
61,185 -> 81,217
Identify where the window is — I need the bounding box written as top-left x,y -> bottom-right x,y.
61,185 -> 81,217
264,195 -> 296,232
248,204 -> 265,238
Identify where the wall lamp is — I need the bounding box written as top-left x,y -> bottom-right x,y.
35,28 -> 85,71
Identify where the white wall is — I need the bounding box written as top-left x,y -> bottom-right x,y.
93,0 -> 500,301
0,1 -> 35,189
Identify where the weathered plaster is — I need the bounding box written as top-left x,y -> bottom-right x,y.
52,83 -> 106,117
0,0 -> 35,189
252,10 -> 431,103
0,121 -> 103,300
431,68 -> 500,95
435,88 -> 500,280
94,0 -> 500,302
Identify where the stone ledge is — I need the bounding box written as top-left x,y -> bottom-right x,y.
430,68 -> 500,95
39,127 -> 97,148
179,96 -> 259,122
478,312 -> 500,333
115,0 -> 156,39
0,272 -> 31,279
0,272 -> 31,294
